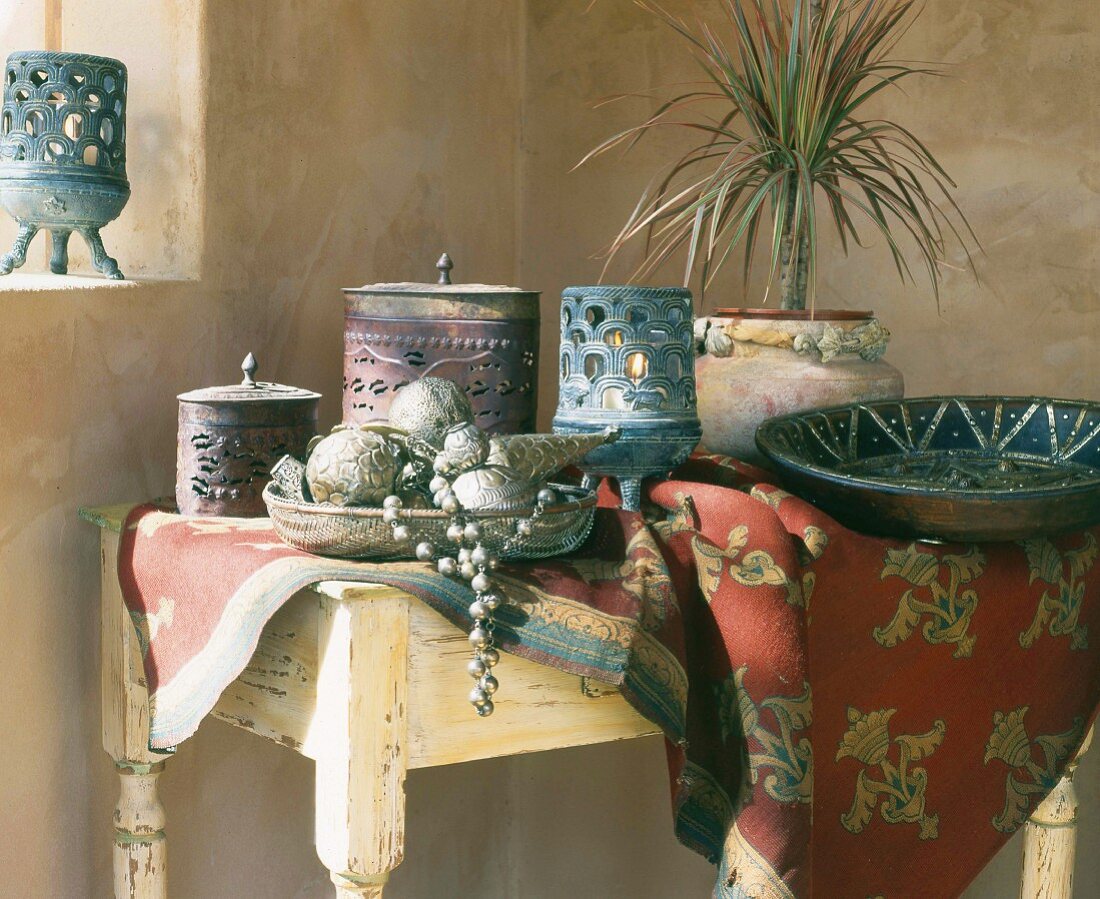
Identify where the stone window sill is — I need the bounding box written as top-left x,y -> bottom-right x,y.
0,273 -> 194,292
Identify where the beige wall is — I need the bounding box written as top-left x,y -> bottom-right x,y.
0,1 -> 1095,897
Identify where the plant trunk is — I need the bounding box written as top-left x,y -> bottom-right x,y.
779,180 -> 810,310
781,3 -> 820,311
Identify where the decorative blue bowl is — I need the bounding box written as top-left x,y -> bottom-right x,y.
756,396 -> 1100,541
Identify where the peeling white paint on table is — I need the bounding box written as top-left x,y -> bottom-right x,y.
89,507 -> 661,897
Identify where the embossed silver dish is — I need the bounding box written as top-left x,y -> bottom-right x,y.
263,481 -> 596,560
756,396 -> 1100,541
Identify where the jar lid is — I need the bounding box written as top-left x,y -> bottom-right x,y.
177,353 -> 322,404
343,253 -> 538,299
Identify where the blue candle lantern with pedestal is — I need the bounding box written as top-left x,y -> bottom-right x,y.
0,51 -> 129,279
552,285 -> 701,511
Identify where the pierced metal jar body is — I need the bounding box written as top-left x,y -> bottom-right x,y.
552,285 -> 702,511
0,51 -> 130,279
342,256 -> 540,434
176,358 -> 320,517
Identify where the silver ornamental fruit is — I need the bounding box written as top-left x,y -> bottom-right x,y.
437,422 -> 490,474
451,464 -> 539,511
387,377 -> 473,449
305,428 -> 403,506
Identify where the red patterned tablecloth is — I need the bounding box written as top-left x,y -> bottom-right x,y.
110,455 -> 1100,898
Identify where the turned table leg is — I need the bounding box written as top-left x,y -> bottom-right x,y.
114,762 -> 167,898
314,594 -> 410,898
101,528 -> 169,899
1020,724 -> 1094,898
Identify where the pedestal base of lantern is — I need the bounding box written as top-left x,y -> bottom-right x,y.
0,170 -> 130,280
582,474 -> 643,512
0,224 -> 123,280
555,415 -> 701,513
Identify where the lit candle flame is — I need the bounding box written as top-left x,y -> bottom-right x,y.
627,352 -> 647,383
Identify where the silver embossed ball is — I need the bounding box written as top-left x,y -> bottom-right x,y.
438,422 -> 490,474
305,428 -> 403,506
388,377 -> 473,449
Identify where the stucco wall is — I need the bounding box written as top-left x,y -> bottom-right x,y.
0,1 -> 1095,897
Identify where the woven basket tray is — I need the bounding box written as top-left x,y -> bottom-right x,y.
263,481 -> 597,561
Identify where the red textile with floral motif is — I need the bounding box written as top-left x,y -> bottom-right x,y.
111,454 -> 1100,898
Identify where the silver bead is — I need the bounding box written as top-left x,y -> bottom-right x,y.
537,488 -> 557,505
460,561 -> 477,580
441,495 -> 461,515
392,525 -> 411,543
458,547 -> 473,564
429,475 -> 449,494
470,573 -> 491,593
469,600 -> 490,620
483,592 -> 502,611
482,648 -> 500,666
383,495 -> 403,510
433,456 -> 451,474
463,521 -> 482,542
447,523 -> 465,543
471,545 -> 490,566
468,627 -> 489,648
438,557 -> 458,577
415,541 -> 434,561
516,518 -> 533,537
382,507 -> 401,524
469,687 -> 489,705
476,700 -> 495,717
480,674 -> 499,695
433,489 -> 447,507
467,658 -> 488,678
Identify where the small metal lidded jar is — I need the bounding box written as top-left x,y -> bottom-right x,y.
342,253 -> 540,434
176,354 -> 321,517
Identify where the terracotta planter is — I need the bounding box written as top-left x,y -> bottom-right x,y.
694,308 -> 904,464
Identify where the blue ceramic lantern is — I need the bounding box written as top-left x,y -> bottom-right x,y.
0,51 -> 129,279
552,285 -> 701,511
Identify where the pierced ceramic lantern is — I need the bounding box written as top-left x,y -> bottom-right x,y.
343,253 -> 540,434
552,285 -> 701,511
0,51 -> 129,279
177,354 -> 321,517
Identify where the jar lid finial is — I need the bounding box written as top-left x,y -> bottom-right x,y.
241,352 -> 258,387
436,252 -> 453,285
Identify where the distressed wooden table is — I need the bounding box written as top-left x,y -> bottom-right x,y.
88,506 -> 1093,899
89,506 -> 659,898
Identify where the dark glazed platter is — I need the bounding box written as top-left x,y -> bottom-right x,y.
755,397 -> 1100,542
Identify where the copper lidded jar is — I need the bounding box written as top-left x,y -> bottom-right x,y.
176,354 -> 320,517
343,253 -> 540,434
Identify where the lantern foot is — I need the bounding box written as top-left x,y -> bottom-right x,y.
50,229 -> 71,274
79,227 -> 124,280
0,223 -> 40,274
618,477 -> 642,512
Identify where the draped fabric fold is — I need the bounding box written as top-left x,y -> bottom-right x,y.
115,454 -> 1100,897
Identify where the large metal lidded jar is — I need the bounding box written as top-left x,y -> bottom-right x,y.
343,253 -> 540,434
176,354 -> 320,517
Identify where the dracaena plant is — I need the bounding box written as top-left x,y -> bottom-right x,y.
581,0 -> 978,310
